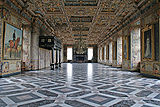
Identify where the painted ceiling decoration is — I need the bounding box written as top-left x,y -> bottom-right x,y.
73,34 -> 88,36
4,0 -> 154,44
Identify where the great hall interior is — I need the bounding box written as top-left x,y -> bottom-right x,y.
0,0 -> 160,107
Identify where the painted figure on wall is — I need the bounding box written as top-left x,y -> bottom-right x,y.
144,29 -> 152,58
4,23 -> 22,59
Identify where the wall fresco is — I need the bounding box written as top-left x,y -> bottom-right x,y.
1,60 -> 21,76
3,23 -> 22,59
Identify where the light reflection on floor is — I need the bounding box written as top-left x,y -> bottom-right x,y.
0,63 -> 160,107
67,63 -> 72,84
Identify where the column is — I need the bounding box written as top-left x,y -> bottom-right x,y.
0,14 -> 2,75
131,28 -> 141,70
100,47 -> 102,62
104,45 -> 106,63
109,42 -> 112,65
22,25 -> 31,70
31,25 -> 40,70
117,37 -> 122,67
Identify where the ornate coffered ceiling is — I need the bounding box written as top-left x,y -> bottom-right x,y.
16,0 -> 147,44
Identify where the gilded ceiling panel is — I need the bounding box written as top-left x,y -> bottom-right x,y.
16,0 -> 146,44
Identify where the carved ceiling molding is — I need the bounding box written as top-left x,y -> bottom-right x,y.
3,0 -> 158,45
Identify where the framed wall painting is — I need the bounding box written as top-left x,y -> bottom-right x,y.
142,25 -> 154,61
3,22 -> 23,60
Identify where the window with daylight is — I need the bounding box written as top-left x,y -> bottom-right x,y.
88,47 -> 93,60
67,47 -> 73,60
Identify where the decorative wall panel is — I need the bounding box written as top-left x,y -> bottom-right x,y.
117,37 -> 122,66
109,42 -> 112,64
39,48 -> 45,69
154,23 -> 159,61
131,28 -> 141,69
46,50 -> 51,67
123,37 -> 127,59
122,60 -> 131,70
128,35 -> 131,60
31,26 -> 40,70
1,60 -> 21,76
54,50 -> 56,63
22,26 -> 31,70
0,18 -> 2,74
140,8 -> 159,77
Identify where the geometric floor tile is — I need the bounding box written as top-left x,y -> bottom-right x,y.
154,94 -> 160,99
67,91 -> 91,97
82,83 -> 102,87
37,90 -> 58,97
141,105 -> 153,107
121,84 -> 144,89
0,83 -> 15,87
150,85 -> 160,89
100,90 -> 128,97
18,100 -> 55,107
0,85 -> 21,92
109,100 -> 136,107
82,94 -> 115,105
8,93 -> 41,103
0,99 -> 7,107
111,87 -> 135,93
65,100 -> 94,107
97,85 -> 115,89
42,84 -> 64,89
0,90 -> 30,96
21,84 -> 36,88
52,87 -> 78,93
143,100 -> 160,106
1,63 -> 160,107
33,82 -> 54,86
71,84 -> 90,89
51,105 -> 62,107
135,90 -> 153,97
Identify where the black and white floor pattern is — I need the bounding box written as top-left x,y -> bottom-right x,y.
0,63 -> 160,107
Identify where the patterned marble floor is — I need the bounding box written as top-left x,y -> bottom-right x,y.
1,63 -> 160,107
